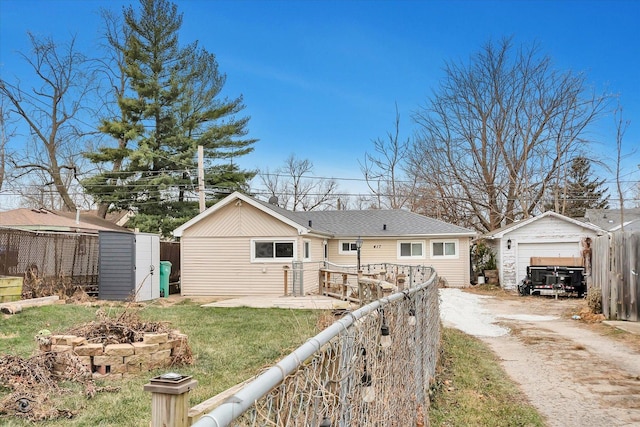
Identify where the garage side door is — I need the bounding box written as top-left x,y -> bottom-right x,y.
516,242 -> 580,281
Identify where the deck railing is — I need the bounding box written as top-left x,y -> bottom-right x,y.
319,262 -> 434,305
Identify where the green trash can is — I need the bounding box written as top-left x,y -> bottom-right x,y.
159,261 -> 172,298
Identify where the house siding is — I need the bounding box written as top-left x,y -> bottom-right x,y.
327,237 -> 470,287
178,194 -> 474,295
299,236 -> 326,294
183,201 -> 295,238
181,236 -> 293,296
181,202 -> 324,296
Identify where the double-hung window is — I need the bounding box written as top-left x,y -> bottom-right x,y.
252,239 -> 295,262
339,241 -> 359,254
398,241 -> 425,259
303,240 -> 311,260
431,240 -> 458,259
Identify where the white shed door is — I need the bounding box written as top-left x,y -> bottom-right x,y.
516,242 -> 580,282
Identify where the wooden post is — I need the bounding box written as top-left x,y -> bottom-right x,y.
342,273 -> 348,300
378,270 -> 386,281
321,269 -> 330,295
283,266 -> 290,296
144,374 -> 197,427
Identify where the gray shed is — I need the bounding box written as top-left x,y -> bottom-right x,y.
98,231 -> 160,301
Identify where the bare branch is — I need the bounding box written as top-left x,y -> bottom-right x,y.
360,103 -> 417,209
0,33 -> 95,211
409,37 -> 611,232
258,154 -> 340,211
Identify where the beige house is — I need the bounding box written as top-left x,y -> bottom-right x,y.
173,192 -> 477,296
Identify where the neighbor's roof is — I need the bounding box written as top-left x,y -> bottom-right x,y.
174,191 -> 477,238
585,208 -> 640,232
0,208 -> 131,234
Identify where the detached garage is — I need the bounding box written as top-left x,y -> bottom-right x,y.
481,211 -> 605,289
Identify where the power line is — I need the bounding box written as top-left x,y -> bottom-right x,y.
2,187 -> 638,204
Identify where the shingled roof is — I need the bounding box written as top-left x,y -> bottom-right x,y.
0,208 -> 131,234
253,197 -> 474,237
175,192 -> 476,238
585,208 -> 640,232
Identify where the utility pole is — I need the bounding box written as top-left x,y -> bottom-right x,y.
198,145 -> 205,213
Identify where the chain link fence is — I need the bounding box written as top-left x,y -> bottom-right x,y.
0,227 -> 98,296
191,267 -> 440,426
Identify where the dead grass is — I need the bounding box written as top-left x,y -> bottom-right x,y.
0,332 -> 19,340
429,328 -> 545,426
576,305 -> 606,323
0,351 -> 120,421
519,334 -> 560,345
463,284 -> 521,299
582,322 -> 640,352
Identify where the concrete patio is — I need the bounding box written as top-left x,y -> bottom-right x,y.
201,294 -> 354,310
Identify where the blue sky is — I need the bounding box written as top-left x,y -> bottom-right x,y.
1,0 -> 638,205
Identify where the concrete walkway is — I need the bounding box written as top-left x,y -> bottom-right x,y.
201,294 -> 355,310
602,320 -> 640,335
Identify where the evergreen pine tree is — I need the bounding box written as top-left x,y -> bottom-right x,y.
561,156 -> 609,217
84,0 -> 256,236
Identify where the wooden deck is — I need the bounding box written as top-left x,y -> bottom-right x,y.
318,268 -> 399,305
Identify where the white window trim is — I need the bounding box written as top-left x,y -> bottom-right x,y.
251,238 -> 297,263
338,240 -> 359,255
397,240 -> 426,259
430,239 -> 459,259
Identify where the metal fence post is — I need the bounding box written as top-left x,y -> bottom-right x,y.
144,373 -> 198,427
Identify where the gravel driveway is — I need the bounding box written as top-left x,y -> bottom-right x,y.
440,288 -> 640,427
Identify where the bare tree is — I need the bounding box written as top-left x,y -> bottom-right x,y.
360,104 -> 417,209
409,38 -> 609,232
614,104 -> 632,228
0,33 -> 94,211
82,8 -> 136,218
0,99 -> 13,192
259,155 -> 339,211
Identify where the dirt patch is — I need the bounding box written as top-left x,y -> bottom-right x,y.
150,295 -> 228,306
475,292 -> 640,426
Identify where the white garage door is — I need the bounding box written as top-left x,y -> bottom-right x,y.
516,242 -> 580,281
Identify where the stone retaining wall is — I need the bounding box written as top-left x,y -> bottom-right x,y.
48,332 -> 187,379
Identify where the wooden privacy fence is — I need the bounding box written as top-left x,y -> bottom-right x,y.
592,231 -> 640,321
